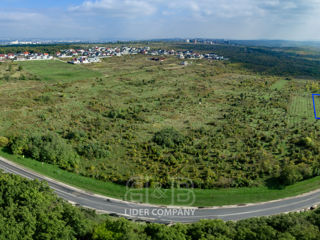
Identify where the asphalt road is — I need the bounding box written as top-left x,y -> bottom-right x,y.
1,156 -> 320,223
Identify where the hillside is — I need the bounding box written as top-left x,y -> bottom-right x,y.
1,46 -> 320,190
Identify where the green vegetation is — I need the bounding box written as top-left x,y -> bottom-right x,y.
3,44 -> 320,238
270,79 -> 288,90
91,211 -> 320,240
288,94 -> 315,126
3,169 -> 320,240
10,132 -> 80,170
174,43 -> 320,78
3,148 -> 320,207
0,171 -> 95,240
1,44 -> 320,193
1,52 -> 320,191
19,60 -> 101,82
0,44 -> 83,55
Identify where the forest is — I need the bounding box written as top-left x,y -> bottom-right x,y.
174,43 -> 320,78
1,170 -> 320,240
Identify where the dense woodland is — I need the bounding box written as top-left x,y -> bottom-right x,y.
175,43 -> 320,78
0,44 -> 82,55
1,171 -> 320,240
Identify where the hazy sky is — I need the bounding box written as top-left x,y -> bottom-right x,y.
1,0 -> 320,40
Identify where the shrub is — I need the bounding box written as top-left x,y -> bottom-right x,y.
77,141 -> 109,159
9,135 -> 29,155
0,136 -> 9,148
65,129 -> 87,142
279,165 -> 303,186
153,128 -> 186,148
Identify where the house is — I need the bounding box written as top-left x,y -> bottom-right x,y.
16,56 -> 26,61
88,57 -> 100,63
178,54 -> 185,59
0,54 -> 6,61
7,53 -> 15,59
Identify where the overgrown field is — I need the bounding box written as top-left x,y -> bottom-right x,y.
1,55 -> 320,189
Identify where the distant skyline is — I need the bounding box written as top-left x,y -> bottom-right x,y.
1,0 -> 320,41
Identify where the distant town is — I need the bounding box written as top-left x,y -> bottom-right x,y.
0,46 -> 226,64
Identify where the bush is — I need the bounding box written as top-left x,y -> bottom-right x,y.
279,165 -> 303,186
0,136 -> 9,148
9,132 -> 79,170
153,128 -> 186,148
77,141 -> 109,159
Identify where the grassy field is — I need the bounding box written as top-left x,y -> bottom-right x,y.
3,148 -> 320,207
19,60 -> 101,82
288,94 -> 316,125
270,79 -> 288,90
1,54 -> 320,193
313,94 -> 320,118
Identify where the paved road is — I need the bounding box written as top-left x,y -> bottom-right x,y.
1,156 -> 320,223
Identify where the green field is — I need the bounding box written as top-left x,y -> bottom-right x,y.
1,53 -> 320,197
19,60 -> 101,81
270,79 -> 288,90
313,94 -> 320,118
288,94 -> 315,125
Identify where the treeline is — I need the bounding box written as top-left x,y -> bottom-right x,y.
92,212 -> 320,240
0,44 -> 82,55
2,170 -> 320,240
174,43 -> 320,78
1,132 -> 109,172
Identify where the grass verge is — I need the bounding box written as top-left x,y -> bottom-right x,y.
1,149 -> 320,207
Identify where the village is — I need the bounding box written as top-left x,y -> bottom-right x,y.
0,46 -> 226,64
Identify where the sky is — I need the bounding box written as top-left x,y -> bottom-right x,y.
1,0 -> 320,41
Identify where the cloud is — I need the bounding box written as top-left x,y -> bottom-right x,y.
1,0 -> 320,40
165,0 -> 320,19
69,0 -> 156,17
69,0 -> 320,22
0,11 -> 44,22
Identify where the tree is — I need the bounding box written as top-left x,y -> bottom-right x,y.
0,172 -> 90,240
0,136 -> 9,148
91,218 -> 146,240
9,132 -> 80,170
279,165 -> 303,186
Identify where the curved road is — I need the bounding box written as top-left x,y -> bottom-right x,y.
1,156 -> 320,223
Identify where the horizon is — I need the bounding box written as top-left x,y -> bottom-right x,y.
2,38 -> 320,43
